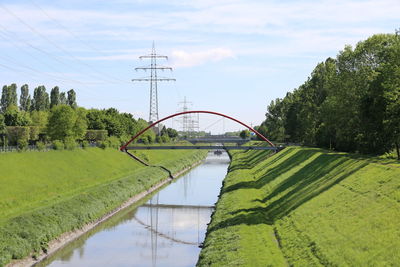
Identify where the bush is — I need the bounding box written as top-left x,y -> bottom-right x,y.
161,135 -> 170,143
137,152 -> 149,163
52,140 -> 64,150
29,126 -> 40,142
36,141 -> 46,151
99,141 -> 107,149
140,138 -> 149,144
64,137 -> 77,150
106,136 -> 120,149
81,140 -> 89,149
85,130 -> 107,142
17,139 -> 28,151
6,126 -> 30,146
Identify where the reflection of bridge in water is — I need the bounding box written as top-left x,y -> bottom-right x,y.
134,215 -> 200,246
138,202 -> 214,247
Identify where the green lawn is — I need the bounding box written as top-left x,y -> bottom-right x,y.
198,146 -> 400,266
0,147 -> 207,266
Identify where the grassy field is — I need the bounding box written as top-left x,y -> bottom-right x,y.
197,146 -> 400,266
0,147 -> 207,266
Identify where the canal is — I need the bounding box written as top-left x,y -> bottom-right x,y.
37,151 -> 230,267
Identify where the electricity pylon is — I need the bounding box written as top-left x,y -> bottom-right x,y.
132,42 -> 175,124
177,97 -> 199,138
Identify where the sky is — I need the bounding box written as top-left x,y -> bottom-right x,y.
0,0 -> 399,133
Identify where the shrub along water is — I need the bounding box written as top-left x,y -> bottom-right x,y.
0,148 -> 207,266
198,146 -> 400,266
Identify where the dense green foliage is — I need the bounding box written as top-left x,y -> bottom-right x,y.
19,84 -> 30,112
50,86 -> 60,109
239,129 -> 250,139
0,148 -> 207,266
0,84 -> 17,113
0,84 -> 176,149
259,33 -> 400,158
198,146 -> 400,266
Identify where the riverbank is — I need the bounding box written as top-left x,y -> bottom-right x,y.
0,148 -> 207,266
197,147 -> 400,266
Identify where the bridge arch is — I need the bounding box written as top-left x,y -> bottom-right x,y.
120,110 -> 275,151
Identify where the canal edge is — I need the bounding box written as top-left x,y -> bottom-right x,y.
7,159 -> 205,267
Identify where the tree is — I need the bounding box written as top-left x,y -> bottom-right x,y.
261,33 -> 400,157
50,86 -> 60,108
86,109 -> 106,130
166,128 -> 178,139
32,85 -> 49,111
103,108 -> 124,137
380,33 -> 400,159
0,114 -> 4,133
0,114 -> 5,146
1,84 -> 18,113
3,105 -> 31,126
60,92 -> 67,105
74,107 -> 88,140
19,84 -> 31,111
255,125 -> 268,140
239,129 -> 250,139
263,98 -> 285,142
47,105 -> 77,141
136,118 -> 155,143
30,110 -> 49,128
160,125 -> 168,136
67,89 -> 77,109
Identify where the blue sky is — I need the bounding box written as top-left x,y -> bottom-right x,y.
0,0 -> 398,133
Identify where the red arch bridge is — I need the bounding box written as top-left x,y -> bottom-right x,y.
120,110 -> 279,152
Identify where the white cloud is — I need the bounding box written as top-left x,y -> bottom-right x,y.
170,48 -> 235,68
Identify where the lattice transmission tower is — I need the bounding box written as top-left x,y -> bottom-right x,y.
132,42 -> 175,123
177,97 -> 199,138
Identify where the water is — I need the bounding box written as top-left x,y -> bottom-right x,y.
38,152 -> 230,267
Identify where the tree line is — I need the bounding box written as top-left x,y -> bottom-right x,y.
0,84 -> 178,150
257,33 -> 400,159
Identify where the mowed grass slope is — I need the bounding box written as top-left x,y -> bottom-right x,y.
0,148 -> 202,223
198,147 -> 400,266
0,148 -> 206,266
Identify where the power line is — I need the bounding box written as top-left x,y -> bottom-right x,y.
0,52 -> 98,86
0,4 -> 130,85
0,25 -> 112,88
28,0 -> 109,57
0,62 -> 43,83
201,117 -> 224,132
0,31 -> 106,86
0,29 -> 114,102
0,27 -> 121,99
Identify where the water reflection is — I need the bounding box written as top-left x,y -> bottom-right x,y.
38,152 -> 229,267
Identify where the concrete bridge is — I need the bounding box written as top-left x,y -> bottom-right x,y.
186,136 -> 249,145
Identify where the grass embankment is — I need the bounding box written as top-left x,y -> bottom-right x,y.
198,146 -> 400,266
0,148 -> 207,266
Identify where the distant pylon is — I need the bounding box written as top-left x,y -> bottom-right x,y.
177,97 -> 199,138
132,42 -> 175,124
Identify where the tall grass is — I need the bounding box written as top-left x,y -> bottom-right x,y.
198,147 -> 400,266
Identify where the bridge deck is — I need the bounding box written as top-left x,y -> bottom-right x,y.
187,138 -> 248,143
126,145 -> 277,150
142,203 -> 214,209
